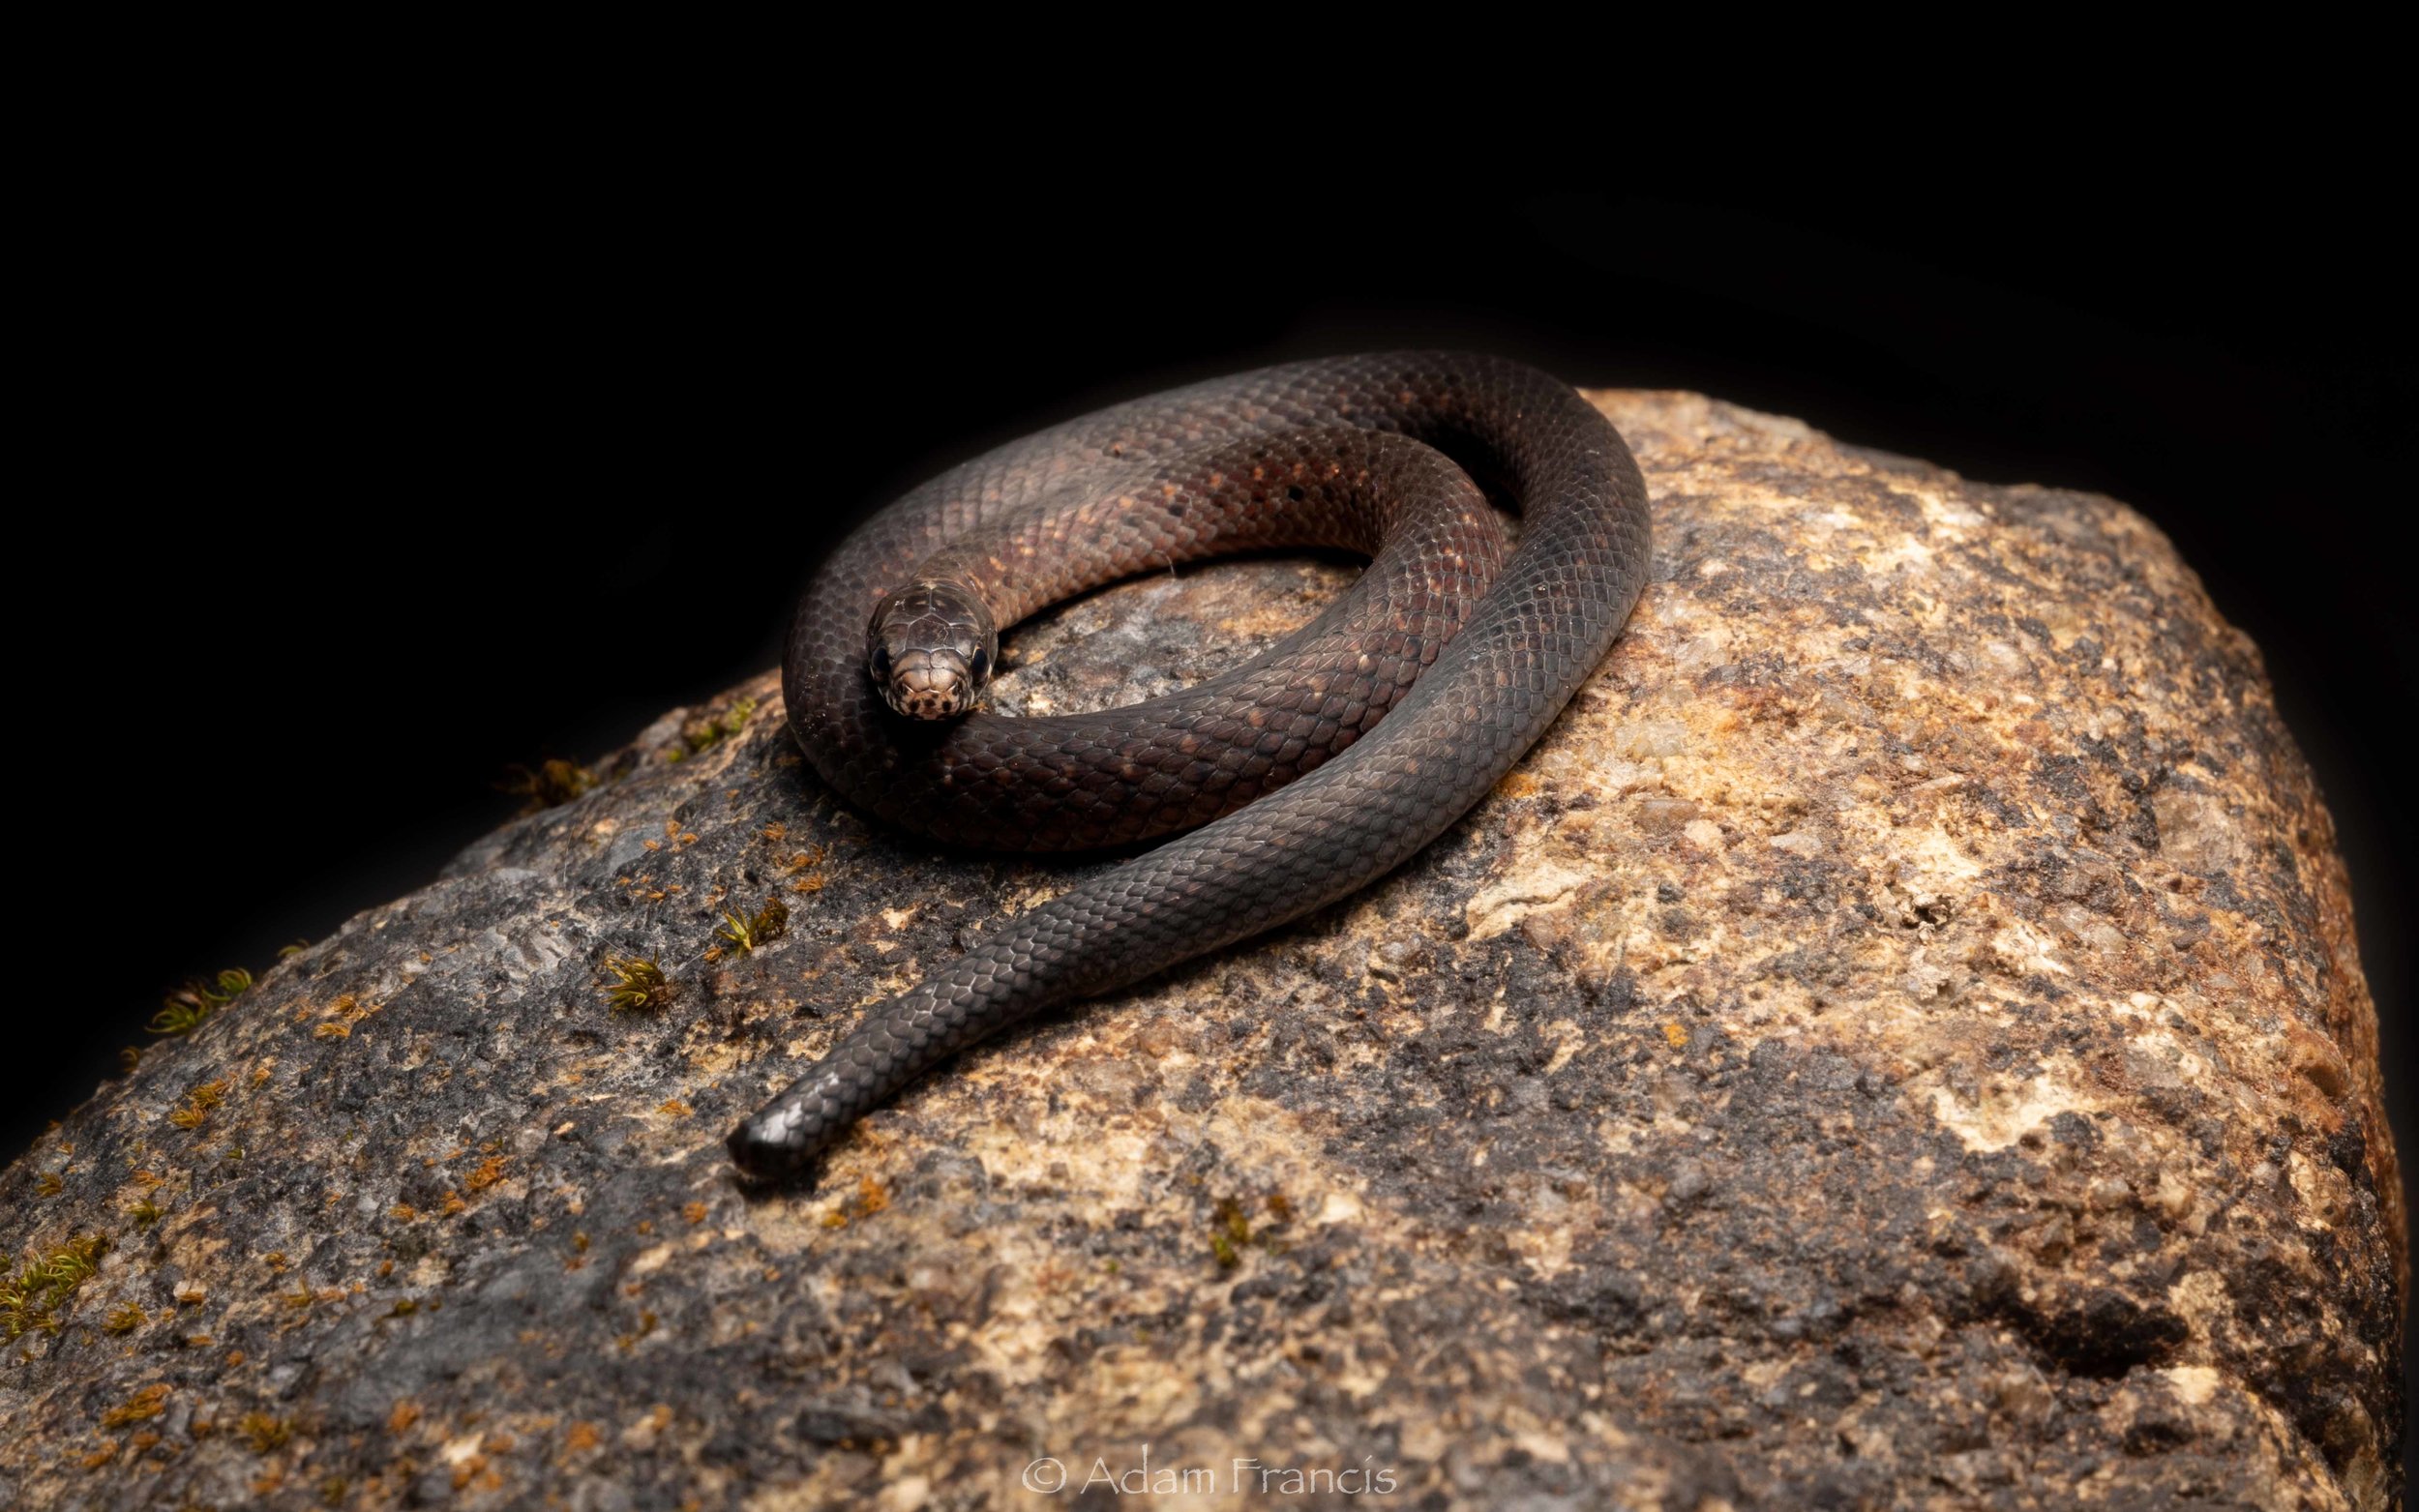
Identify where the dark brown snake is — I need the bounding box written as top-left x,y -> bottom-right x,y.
727,353 -> 1650,1180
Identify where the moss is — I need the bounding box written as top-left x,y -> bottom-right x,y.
304,994 -> 382,1039
1209,1196 -> 1253,1269
103,1302 -> 147,1335
148,968 -> 254,1036
126,1198 -> 164,1227
100,1383 -> 169,1428
718,898 -> 791,954
499,758 -> 597,815
601,956 -> 673,1013
0,1231 -> 107,1338
783,845 -> 830,896
238,1412 -> 294,1453
167,1079 -> 231,1131
663,696 -> 759,763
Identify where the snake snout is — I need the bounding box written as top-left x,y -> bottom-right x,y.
880,647 -> 975,720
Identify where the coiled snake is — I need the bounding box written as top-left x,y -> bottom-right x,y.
727,353 -> 1650,1179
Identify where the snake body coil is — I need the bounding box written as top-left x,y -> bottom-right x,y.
728,353 -> 1650,1179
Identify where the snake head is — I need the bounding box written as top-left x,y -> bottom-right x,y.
868,579 -> 999,720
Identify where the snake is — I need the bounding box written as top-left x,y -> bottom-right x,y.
727,353 -> 1650,1180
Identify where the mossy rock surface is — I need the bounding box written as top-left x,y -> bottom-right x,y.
3,392 -> 2402,1510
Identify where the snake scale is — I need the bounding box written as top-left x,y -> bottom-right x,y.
727,353 -> 1650,1179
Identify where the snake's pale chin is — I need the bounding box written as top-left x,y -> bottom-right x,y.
884,680 -> 970,720
878,650 -> 975,720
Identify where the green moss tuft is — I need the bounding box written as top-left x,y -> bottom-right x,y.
237,1411 -> 293,1453
147,969 -> 253,1036
602,956 -> 674,1013
499,758 -> 597,815
1209,1196 -> 1253,1269
718,898 -> 791,954
1,1232 -> 108,1338
664,695 -> 760,763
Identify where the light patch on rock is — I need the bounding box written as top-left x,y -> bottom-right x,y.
1902,483 -> 1988,532
2153,787 -> 2245,872
1920,1056 -> 2098,1150
2164,1364 -> 2223,1407
1464,858 -> 1596,942
1988,917 -> 2072,977
627,1242 -> 673,1275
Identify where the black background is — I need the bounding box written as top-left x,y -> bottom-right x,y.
27,164 -> 2411,1459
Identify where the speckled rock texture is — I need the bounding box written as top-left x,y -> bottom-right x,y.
3,393 -> 2402,1510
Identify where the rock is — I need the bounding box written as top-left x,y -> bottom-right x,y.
2,392 -> 2401,1510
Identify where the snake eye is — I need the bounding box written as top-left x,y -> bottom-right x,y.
869,644 -> 894,685
967,647 -> 990,683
